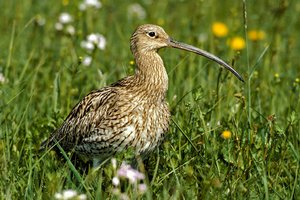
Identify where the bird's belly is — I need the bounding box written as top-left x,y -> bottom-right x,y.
77,102 -> 170,158
112,103 -> 170,154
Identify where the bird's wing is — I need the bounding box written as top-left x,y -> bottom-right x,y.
41,86 -> 119,151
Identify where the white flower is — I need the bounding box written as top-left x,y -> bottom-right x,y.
172,95 -> 177,101
82,56 -> 92,66
120,193 -> 129,200
0,73 -> 5,84
85,0 -> 102,8
87,33 -> 99,43
138,183 -> 147,193
79,3 -> 87,10
54,189 -> 86,200
96,34 -> 106,50
78,194 -> 87,200
117,162 -> 145,183
62,190 -> 77,199
198,33 -> 208,43
81,41 -> 95,51
79,0 -> 102,10
54,190 -> 77,200
59,12 -> 73,24
66,25 -> 75,35
55,22 -> 63,31
127,3 -> 146,20
112,176 -> 120,186
81,33 -> 106,51
36,15 -> 46,26
54,193 -> 63,199
88,33 -> 106,50
111,158 -> 117,169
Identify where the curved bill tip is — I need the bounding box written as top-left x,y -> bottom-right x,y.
168,38 -> 244,82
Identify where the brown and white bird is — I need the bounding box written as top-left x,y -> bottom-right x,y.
41,24 -> 243,164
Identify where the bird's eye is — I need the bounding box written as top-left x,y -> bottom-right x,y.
147,31 -> 156,38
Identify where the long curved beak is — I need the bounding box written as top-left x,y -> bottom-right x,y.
168,38 -> 244,82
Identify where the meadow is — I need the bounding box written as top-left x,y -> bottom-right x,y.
0,0 -> 299,199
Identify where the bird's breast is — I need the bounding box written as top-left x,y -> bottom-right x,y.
122,98 -> 170,154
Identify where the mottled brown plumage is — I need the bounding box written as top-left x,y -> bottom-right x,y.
41,24 -> 243,163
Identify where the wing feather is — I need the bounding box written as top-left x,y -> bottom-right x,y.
41,86 -> 119,151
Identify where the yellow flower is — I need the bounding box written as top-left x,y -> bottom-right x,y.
248,30 -> 266,41
212,22 -> 228,38
229,37 -> 246,50
221,130 -> 232,139
129,60 -> 135,65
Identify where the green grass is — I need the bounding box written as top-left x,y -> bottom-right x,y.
1,0 -> 300,199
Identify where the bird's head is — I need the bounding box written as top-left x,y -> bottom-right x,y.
130,24 -> 170,54
130,24 -> 244,82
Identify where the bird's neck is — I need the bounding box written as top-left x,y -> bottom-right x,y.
134,51 -> 168,98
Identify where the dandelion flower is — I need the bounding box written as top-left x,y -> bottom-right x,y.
59,12 -> 73,24
221,130 -> 232,139
229,37 -> 246,50
212,22 -> 228,38
248,30 -> 266,41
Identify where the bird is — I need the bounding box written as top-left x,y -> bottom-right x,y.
41,24 -> 244,165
